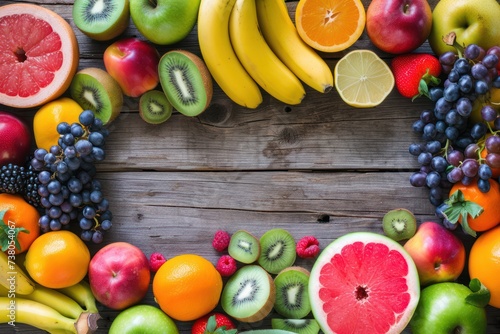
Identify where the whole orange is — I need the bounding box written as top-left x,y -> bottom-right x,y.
25,230 -> 90,289
152,254 -> 222,321
33,97 -> 83,151
449,178 -> 500,232
469,226 -> 500,308
0,193 -> 40,254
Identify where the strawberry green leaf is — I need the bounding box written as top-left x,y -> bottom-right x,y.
466,278 -> 491,308
413,69 -> 441,101
442,190 -> 483,237
0,210 -> 29,252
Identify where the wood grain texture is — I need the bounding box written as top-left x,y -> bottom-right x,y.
1,0 -> 500,333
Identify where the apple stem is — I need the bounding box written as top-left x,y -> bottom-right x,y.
442,32 -> 464,58
148,0 -> 157,7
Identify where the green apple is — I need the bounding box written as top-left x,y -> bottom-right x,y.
129,0 -> 201,45
410,282 -> 487,334
109,304 -> 179,334
429,0 -> 500,56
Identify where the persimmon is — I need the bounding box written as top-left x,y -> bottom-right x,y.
0,193 -> 41,254
444,178 -> 500,237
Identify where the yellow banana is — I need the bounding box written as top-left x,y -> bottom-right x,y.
0,297 -> 78,333
229,0 -> 306,105
0,250 -> 35,295
57,280 -> 99,314
255,0 -> 333,93
20,284 -> 86,319
198,0 -> 263,109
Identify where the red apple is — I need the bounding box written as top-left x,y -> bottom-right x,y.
89,242 -> 151,310
366,0 -> 432,54
403,222 -> 465,286
0,111 -> 32,166
103,38 -> 160,97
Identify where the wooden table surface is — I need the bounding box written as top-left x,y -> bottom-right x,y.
1,0 -> 500,333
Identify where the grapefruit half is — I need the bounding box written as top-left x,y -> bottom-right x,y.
0,4 -> 79,109
309,232 -> 420,334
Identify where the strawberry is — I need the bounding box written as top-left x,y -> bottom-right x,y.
391,53 -> 442,100
192,313 -> 237,334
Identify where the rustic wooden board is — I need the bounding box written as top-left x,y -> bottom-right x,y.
1,0 -> 500,333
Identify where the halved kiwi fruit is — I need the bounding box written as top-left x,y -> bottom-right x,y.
274,266 -> 311,318
382,208 -> 417,241
221,265 -> 275,322
271,319 -> 320,334
158,50 -> 213,117
228,230 -> 261,264
258,228 -> 296,274
69,67 -> 123,125
139,90 -> 173,125
73,0 -> 130,41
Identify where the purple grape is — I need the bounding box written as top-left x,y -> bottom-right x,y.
447,167 -> 464,183
461,158 -> 479,177
482,54 -> 499,69
464,44 -> 481,60
410,172 -> 427,187
471,63 -> 489,80
481,105 -> 498,122
446,150 -> 464,166
486,152 -> 500,168
485,135 -> 500,153
478,178 -> 491,193
478,164 -> 493,180
464,143 -> 480,159
440,51 -> 457,66
455,97 -> 473,117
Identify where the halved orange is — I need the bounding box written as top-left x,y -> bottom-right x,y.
295,0 -> 366,53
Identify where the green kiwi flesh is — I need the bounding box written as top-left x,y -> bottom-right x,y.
258,228 -> 296,274
271,319 -> 320,334
221,265 -> 275,322
382,208 -> 417,241
73,0 -> 130,41
158,50 -> 213,117
273,267 -> 311,318
228,230 -> 260,264
69,67 -> 123,125
139,90 -> 173,125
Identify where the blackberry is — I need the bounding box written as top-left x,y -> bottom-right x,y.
0,163 -> 26,194
23,164 -> 41,208
0,163 -> 41,208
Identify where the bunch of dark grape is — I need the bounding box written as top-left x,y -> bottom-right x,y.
29,110 -> 112,243
409,43 -> 500,211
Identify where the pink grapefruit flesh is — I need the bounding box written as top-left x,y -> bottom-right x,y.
309,232 -> 420,334
0,4 -> 79,109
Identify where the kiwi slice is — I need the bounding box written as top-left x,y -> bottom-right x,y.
158,50 -> 213,117
228,230 -> 260,264
274,267 -> 311,318
221,265 -> 275,322
271,319 -> 320,334
382,208 -> 417,241
139,90 -> 173,125
258,228 -> 296,274
69,67 -> 123,125
73,0 -> 130,41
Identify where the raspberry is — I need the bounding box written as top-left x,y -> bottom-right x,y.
149,252 -> 167,272
296,235 -> 320,258
216,255 -> 237,277
212,230 -> 231,252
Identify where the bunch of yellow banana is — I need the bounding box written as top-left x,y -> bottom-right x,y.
0,251 -> 100,333
198,0 -> 333,108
